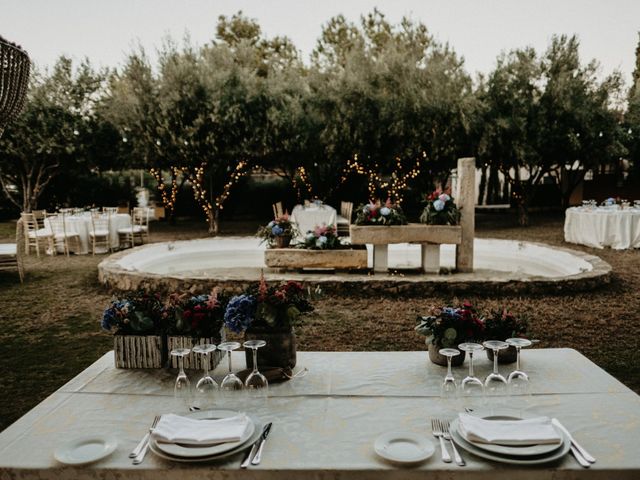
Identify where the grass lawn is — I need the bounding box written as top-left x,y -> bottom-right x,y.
0,213 -> 639,431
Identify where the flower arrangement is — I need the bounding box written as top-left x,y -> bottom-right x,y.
300,224 -> 342,250
224,277 -> 314,334
420,188 -> 461,225
354,199 -> 407,226
602,197 -> 622,207
101,291 -> 163,335
166,288 -> 229,338
256,213 -> 297,247
415,301 -> 484,348
483,308 -> 529,341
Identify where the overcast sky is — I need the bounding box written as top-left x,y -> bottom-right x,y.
2,0 -> 640,83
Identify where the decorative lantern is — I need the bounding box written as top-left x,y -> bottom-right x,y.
0,35 -> 31,137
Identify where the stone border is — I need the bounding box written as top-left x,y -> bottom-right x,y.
264,248 -> 367,270
98,239 -> 612,297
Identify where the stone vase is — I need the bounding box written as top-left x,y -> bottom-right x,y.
486,345 -> 518,364
427,340 -> 465,367
244,328 -> 297,369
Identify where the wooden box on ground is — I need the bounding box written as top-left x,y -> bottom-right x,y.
264,248 -> 368,270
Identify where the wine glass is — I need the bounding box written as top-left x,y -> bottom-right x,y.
483,340 -> 509,401
506,337 -> 532,395
439,348 -> 460,400
243,340 -> 269,391
217,341 -> 244,392
170,348 -> 192,411
192,344 -> 218,410
458,343 -> 485,406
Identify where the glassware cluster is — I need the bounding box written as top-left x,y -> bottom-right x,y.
169,339 -> 269,411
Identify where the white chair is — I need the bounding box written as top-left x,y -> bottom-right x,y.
49,212 -> 81,257
337,201 -> 353,236
118,207 -> 150,248
21,212 -> 54,258
89,212 -> 111,255
0,220 -> 25,282
272,202 -> 284,218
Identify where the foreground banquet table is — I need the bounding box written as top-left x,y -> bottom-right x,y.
1,348 -> 639,479
564,206 -> 640,249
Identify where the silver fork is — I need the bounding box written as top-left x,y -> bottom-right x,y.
132,415 -> 161,465
431,418 -> 451,463
440,419 -> 465,466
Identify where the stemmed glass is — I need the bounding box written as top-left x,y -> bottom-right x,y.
243,340 -> 269,391
506,338 -> 532,395
192,344 -> 218,410
483,340 -> 509,398
170,348 -> 192,411
439,348 -> 460,400
217,341 -> 244,392
458,343 -> 485,402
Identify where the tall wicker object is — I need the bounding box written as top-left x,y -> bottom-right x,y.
0,36 -> 30,137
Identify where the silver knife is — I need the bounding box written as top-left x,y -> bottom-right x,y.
240,423 -> 272,468
251,422 -> 273,465
552,418 -> 596,463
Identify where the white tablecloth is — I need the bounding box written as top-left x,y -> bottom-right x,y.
564,207 -> 640,249
1,349 -> 640,479
290,204 -> 337,238
45,213 -> 132,254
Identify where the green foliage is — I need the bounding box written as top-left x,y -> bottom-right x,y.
420,190 -> 461,225
483,309 -> 529,341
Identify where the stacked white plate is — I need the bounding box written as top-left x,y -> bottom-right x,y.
450,410 -> 571,465
149,410 -> 262,463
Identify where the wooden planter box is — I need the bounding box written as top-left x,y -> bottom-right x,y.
350,224 -> 462,245
264,248 -> 367,270
114,335 -> 163,369
167,331 -> 226,370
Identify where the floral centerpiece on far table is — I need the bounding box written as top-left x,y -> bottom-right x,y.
257,213 -> 297,248
483,308 -> 530,363
420,188 -> 461,225
415,301 -> 484,366
224,276 -> 314,369
354,199 -> 407,226
300,224 -> 342,250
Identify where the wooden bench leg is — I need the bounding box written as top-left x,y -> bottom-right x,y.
372,244 -> 388,273
421,243 -> 440,273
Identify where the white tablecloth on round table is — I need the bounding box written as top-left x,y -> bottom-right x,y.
290,204 -> 337,237
564,207 -> 640,249
45,213 -> 132,254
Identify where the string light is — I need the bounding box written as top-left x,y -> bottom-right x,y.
292,166 -> 313,200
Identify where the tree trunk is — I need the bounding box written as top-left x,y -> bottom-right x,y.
478,164 -> 487,205
207,208 -> 219,236
517,201 -> 529,227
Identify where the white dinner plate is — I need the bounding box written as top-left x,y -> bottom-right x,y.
374,431 -> 435,465
54,435 -> 118,465
450,419 -> 571,465
153,410 -> 255,458
457,411 -> 563,457
149,416 -> 263,463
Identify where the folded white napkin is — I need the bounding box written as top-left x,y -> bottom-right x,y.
151,413 -> 251,445
458,413 -> 562,446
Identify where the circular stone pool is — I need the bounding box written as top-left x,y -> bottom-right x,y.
98,237 -> 611,295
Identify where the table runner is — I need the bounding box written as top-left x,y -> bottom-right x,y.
1,349 -> 639,479
564,207 -> 640,249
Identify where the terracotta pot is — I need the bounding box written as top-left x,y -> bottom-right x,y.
244,328 -> 297,369
486,345 -> 518,364
274,235 -> 292,248
427,341 -> 465,367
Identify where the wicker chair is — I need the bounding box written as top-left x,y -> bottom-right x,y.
0,220 -> 24,282
118,207 -> 150,248
89,212 -> 111,254
21,212 -> 54,258
49,212 -> 82,256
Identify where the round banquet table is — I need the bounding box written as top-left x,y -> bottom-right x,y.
45,213 -> 132,254
564,206 -> 640,249
290,204 -> 337,238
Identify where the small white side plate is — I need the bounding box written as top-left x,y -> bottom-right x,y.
54,435 -> 118,465
374,431 -> 435,465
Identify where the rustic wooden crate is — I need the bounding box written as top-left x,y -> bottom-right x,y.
114,335 -> 163,369
167,332 -> 226,370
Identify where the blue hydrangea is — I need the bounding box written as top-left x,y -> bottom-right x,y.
272,225 -> 284,236
224,294 -> 257,333
380,207 -> 391,216
101,300 -> 130,331
433,199 -> 445,211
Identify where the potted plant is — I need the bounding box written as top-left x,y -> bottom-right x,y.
224,277 -> 314,369
165,288 -> 228,370
101,291 -> 164,369
300,224 -> 342,250
420,189 -> 461,225
354,199 -> 407,226
257,213 -> 297,248
415,301 -> 484,366
483,309 -> 530,364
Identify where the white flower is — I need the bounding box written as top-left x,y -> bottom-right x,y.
268,221 -> 275,228
433,199 -> 445,211
319,235 -> 328,244
380,207 -> 391,216
439,193 -> 450,202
